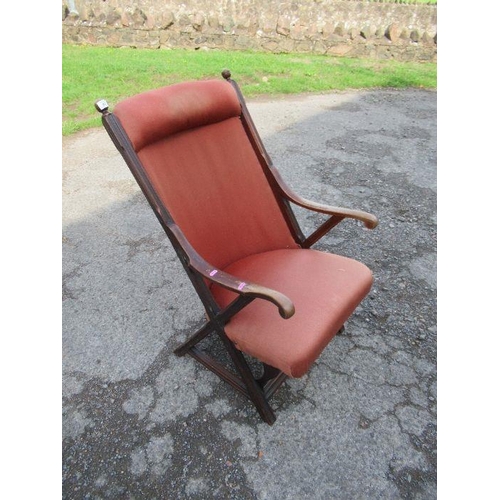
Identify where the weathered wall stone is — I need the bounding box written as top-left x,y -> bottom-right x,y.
62,0 -> 437,62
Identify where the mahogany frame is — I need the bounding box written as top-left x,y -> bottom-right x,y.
96,70 -> 377,425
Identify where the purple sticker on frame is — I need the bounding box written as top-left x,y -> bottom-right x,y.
238,282 -> 246,291
209,269 -> 218,277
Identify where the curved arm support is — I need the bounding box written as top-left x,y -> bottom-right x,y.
167,223 -> 295,319
270,166 -> 379,230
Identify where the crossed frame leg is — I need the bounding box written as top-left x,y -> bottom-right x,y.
174,292 -> 345,424
174,295 -> 286,425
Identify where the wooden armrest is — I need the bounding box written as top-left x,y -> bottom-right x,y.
167,223 -> 295,319
271,166 -> 378,229
199,267 -> 295,319
224,74 -> 377,231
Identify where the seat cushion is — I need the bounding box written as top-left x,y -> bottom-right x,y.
211,249 -> 373,378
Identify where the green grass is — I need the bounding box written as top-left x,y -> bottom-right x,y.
62,44 -> 436,135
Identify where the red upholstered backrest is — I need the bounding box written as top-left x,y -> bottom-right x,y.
113,80 -> 242,151
114,80 -> 298,269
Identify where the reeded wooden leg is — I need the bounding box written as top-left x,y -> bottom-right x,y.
219,334 -> 277,425
174,321 -> 214,357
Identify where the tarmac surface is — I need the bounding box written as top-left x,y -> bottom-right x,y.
62,88 -> 437,499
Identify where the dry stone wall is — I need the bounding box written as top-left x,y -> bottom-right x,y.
62,0 -> 437,62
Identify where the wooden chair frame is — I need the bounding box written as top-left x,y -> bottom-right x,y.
96,70 -> 377,425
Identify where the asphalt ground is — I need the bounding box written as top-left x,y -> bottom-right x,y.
62,88 -> 437,499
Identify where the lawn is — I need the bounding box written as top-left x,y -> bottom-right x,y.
62,44 -> 436,135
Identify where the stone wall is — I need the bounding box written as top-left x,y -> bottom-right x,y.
62,0 -> 437,62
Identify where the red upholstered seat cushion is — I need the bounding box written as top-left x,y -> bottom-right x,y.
211,249 -> 373,378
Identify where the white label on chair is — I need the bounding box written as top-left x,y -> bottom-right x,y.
238,282 -> 246,291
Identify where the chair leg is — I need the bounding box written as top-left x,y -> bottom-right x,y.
173,321 -> 215,357
258,363 -> 282,386
218,333 -> 277,425
174,322 -> 278,424
257,364 -> 288,400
